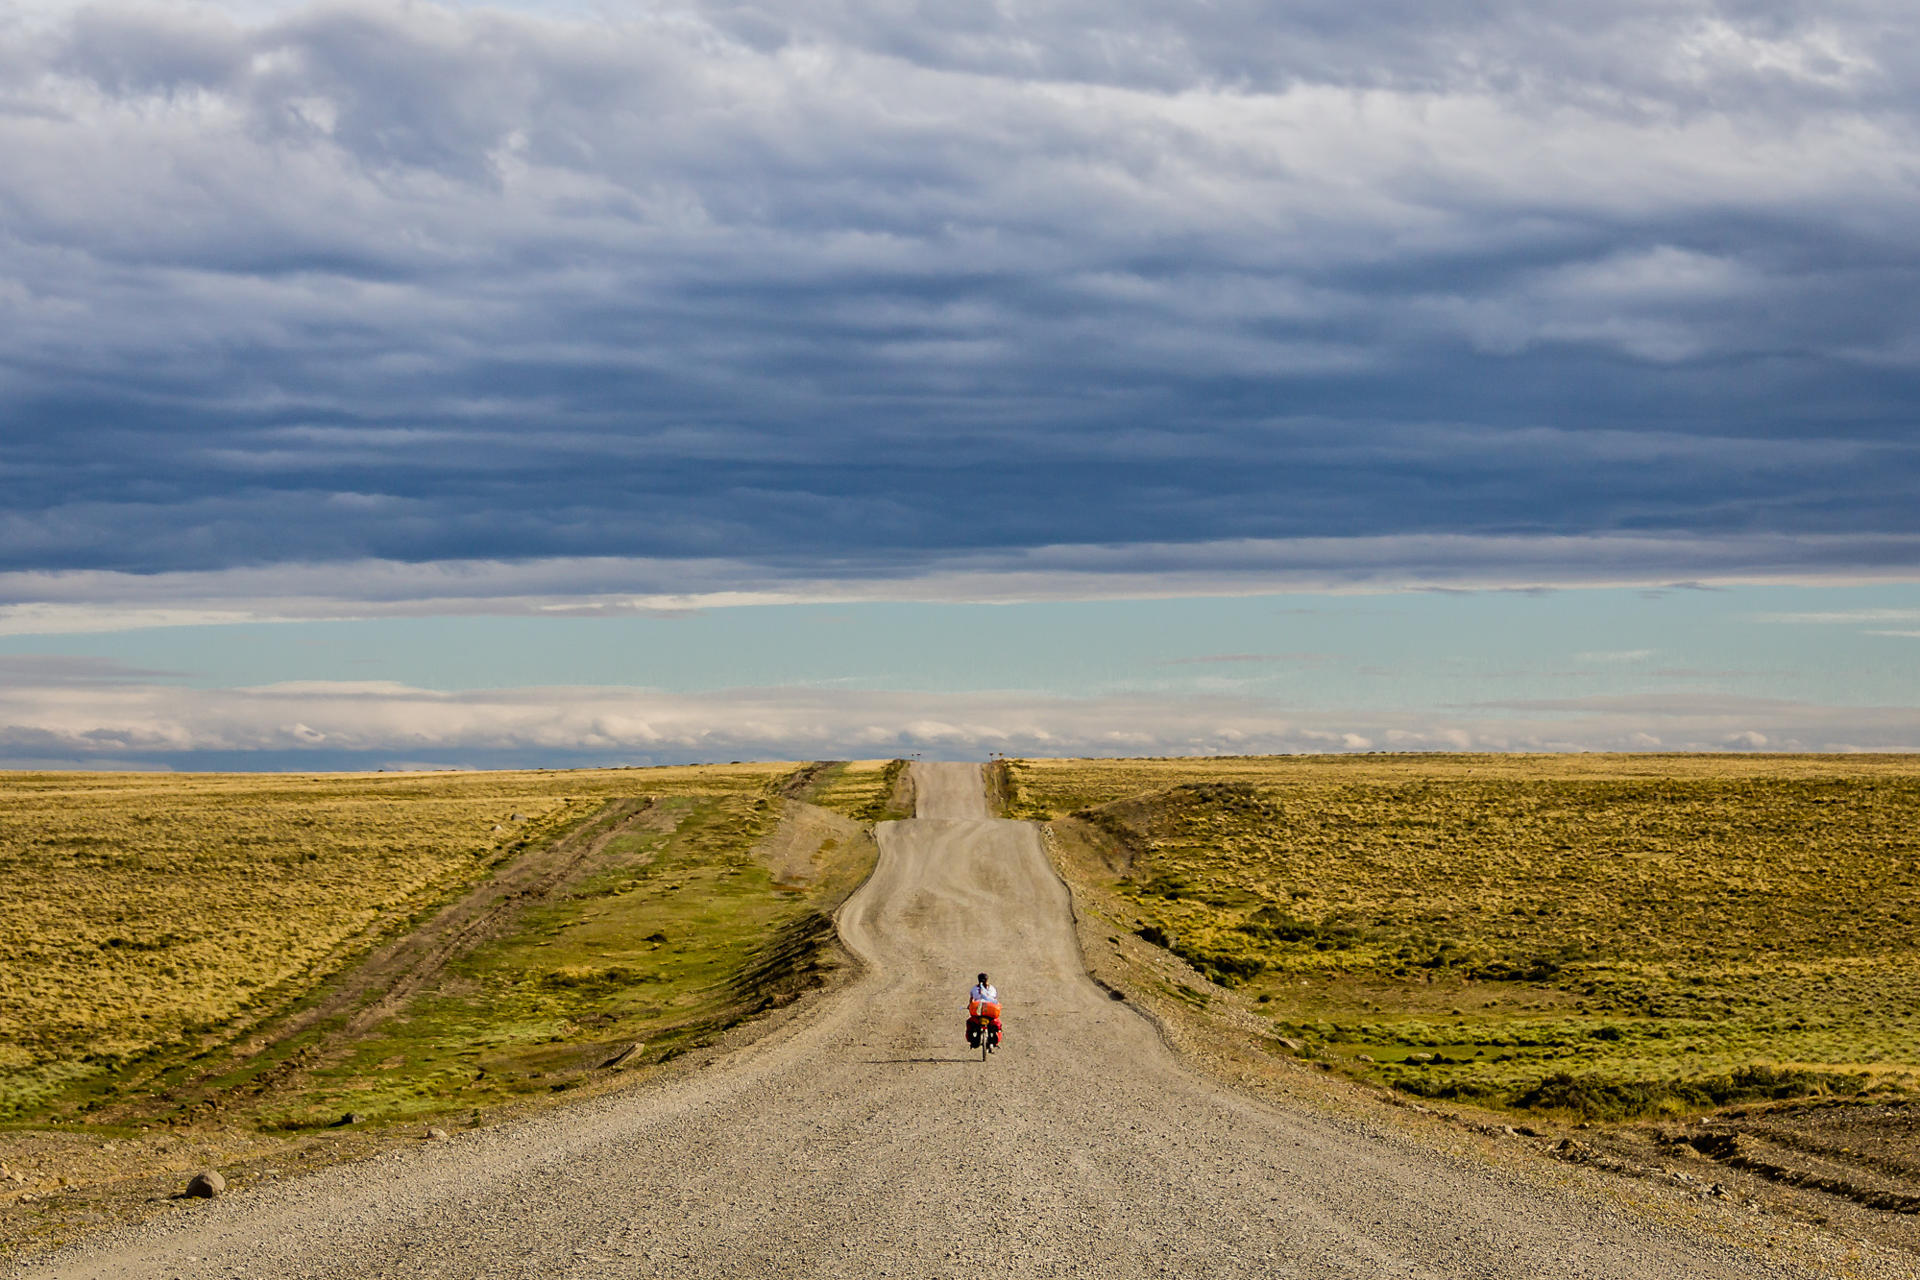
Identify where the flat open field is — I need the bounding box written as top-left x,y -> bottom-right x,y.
0,760 -> 900,1253
0,765 -> 770,1119
1006,754 -> 1920,1120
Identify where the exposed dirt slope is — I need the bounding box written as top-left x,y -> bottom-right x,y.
31,765 -> 1872,1279
753,799 -> 865,887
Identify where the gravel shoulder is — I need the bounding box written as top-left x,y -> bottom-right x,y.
23,764 -> 1867,1279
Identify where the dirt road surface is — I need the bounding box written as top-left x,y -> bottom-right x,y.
31,764 -> 1810,1278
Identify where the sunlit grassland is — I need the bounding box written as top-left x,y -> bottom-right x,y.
0,765 -> 794,1121
1009,754 -> 1920,1119
801,759 -> 913,821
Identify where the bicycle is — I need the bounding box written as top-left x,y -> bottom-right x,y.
969,999 -> 1001,1060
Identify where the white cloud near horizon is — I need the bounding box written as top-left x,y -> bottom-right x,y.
1,677 -> 1914,767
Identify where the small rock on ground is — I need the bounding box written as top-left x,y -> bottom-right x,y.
183,1171 -> 224,1199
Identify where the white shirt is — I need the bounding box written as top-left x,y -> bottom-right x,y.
969,983 -> 998,1006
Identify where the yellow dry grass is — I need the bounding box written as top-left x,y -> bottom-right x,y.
804,759 -> 912,821
1006,752 -> 1920,816
1010,753 -> 1920,1118
802,760 -> 902,818
0,765 -> 788,1116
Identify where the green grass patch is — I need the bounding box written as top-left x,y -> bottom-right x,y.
255,790 -> 871,1129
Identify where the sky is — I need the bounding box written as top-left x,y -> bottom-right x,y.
1,0 -> 1917,768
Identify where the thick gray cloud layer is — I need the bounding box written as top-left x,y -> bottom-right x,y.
7,533 -> 1920,634
4,1 -> 1920,588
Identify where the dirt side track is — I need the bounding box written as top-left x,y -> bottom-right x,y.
81,798 -> 666,1127
28,765 -> 1849,1278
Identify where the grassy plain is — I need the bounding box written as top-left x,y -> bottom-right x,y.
1007,754 -> 1920,1120
0,761 -> 895,1128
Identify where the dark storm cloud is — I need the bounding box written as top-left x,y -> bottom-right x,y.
3,1 -> 1919,589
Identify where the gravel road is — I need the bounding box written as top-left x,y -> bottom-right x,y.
30,763 -> 1812,1279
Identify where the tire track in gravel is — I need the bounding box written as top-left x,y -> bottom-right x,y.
33,764 -> 1813,1279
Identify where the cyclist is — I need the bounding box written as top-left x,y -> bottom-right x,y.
966,973 -> 1002,1051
